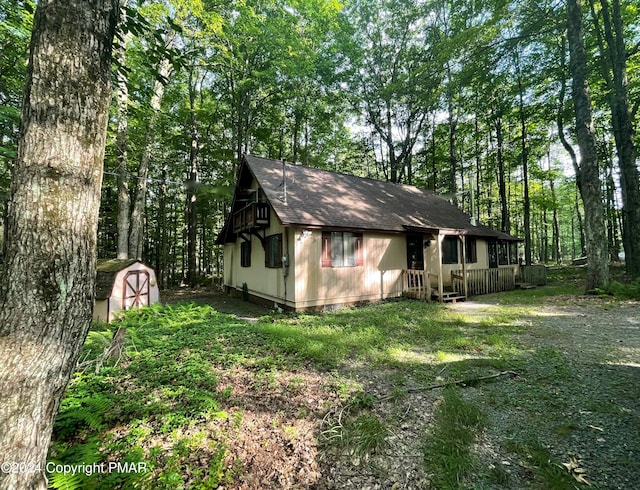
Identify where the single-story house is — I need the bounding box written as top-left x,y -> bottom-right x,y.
216,155 -> 521,310
93,259 -> 160,322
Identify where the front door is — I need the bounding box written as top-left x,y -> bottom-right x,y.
123,270 -> 150,309
406,234 -> 424,270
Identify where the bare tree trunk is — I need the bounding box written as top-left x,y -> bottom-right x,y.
158,166 -> 168,289
515,53 -> 532,265
0,2 -> 117,489
187,68 -> 199,287
495,115 -> 510,233
598,0 -> 640,277
447,81 -> 458,205
115,1 -> 130,260
128,56 -> 172,260
550,180 -> 561,264
567,0 -> 610,290
431,113 -> 437,191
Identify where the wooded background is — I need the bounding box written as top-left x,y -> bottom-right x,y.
1,0 -> 639,287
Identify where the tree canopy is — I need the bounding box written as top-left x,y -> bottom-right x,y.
1,0 -> 639,284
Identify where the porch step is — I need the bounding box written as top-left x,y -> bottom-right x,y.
515,282 -> 536,290
432,290 -> 467,303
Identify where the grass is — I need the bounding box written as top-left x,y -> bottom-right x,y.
423,387 -> 486,489
47,270 -> 638,488
258,300 -> 522,370
49,300 -> 522,488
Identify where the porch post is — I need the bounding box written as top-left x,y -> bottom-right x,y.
437,233 -> 444,303
460,235 -> 468,297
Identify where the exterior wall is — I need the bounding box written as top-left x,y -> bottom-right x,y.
292,229 -> 406,309
223,214 -> 295,308
93,299 -> 109,323
222,219 -> 521,308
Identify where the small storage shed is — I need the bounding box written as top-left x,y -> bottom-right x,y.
93,259 -> 160,323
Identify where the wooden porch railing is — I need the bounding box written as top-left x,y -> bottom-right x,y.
519,265 -> 547,286
451,267 -> 516,296
402,270 -> 436,301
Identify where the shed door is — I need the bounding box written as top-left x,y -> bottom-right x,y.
123,270 -> 150,309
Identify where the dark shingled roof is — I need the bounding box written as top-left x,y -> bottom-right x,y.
218,155 -> 521,243
95,259 -> 139,300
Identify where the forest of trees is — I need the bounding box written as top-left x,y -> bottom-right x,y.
0,1 -> 638,485
1,0 -> 639,288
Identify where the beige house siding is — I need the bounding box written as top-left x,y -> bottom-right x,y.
223,215 -> 295,307
223,220 -> 522,309
292,229 -> 406,308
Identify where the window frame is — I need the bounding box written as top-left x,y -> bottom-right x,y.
240,240 -> 251,267
465,237 -> 478,264
498,241 -> 509,265
322,231 -> 364,268
265,233 -> 282,268
509,242 -> 519,265
442,236 -> 459,264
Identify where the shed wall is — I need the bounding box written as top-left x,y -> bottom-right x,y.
93,299 -> 109,323
92,262 -> 160,323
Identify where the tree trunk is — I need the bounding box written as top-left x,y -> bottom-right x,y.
515,54 -> 532,265
550,179 -> 561,264
0,2 -> 117,489
495,115 -> 510,233
128,55 -> 171,260
566,0 -> 609,290
187,68 -> 199,287
597,0 -> 640,277
431,113 -> 437,191
447,85 -> 458,205
115,1 -> 130,260
158,166 -> 168,289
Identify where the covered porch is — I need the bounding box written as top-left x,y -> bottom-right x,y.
402,227 -> 522,302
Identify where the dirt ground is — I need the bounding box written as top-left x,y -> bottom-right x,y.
162,289 -> 639,489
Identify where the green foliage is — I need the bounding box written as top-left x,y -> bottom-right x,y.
423,388 -> 486,489
53,300 -> 521,487
49,283 -> 635,488
340,414 -> 388,459
257,301 -> 521,369
503,440 -> 588,489
597,279 -> 640,300
48,303 -> 242,488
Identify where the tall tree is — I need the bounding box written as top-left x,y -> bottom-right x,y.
129,53 -> 173,260
0,1 -> 118,489
346,0 -> 442,183
115,0 -> 131,259
589,0 -> 640,277
566,0 -> 609,290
